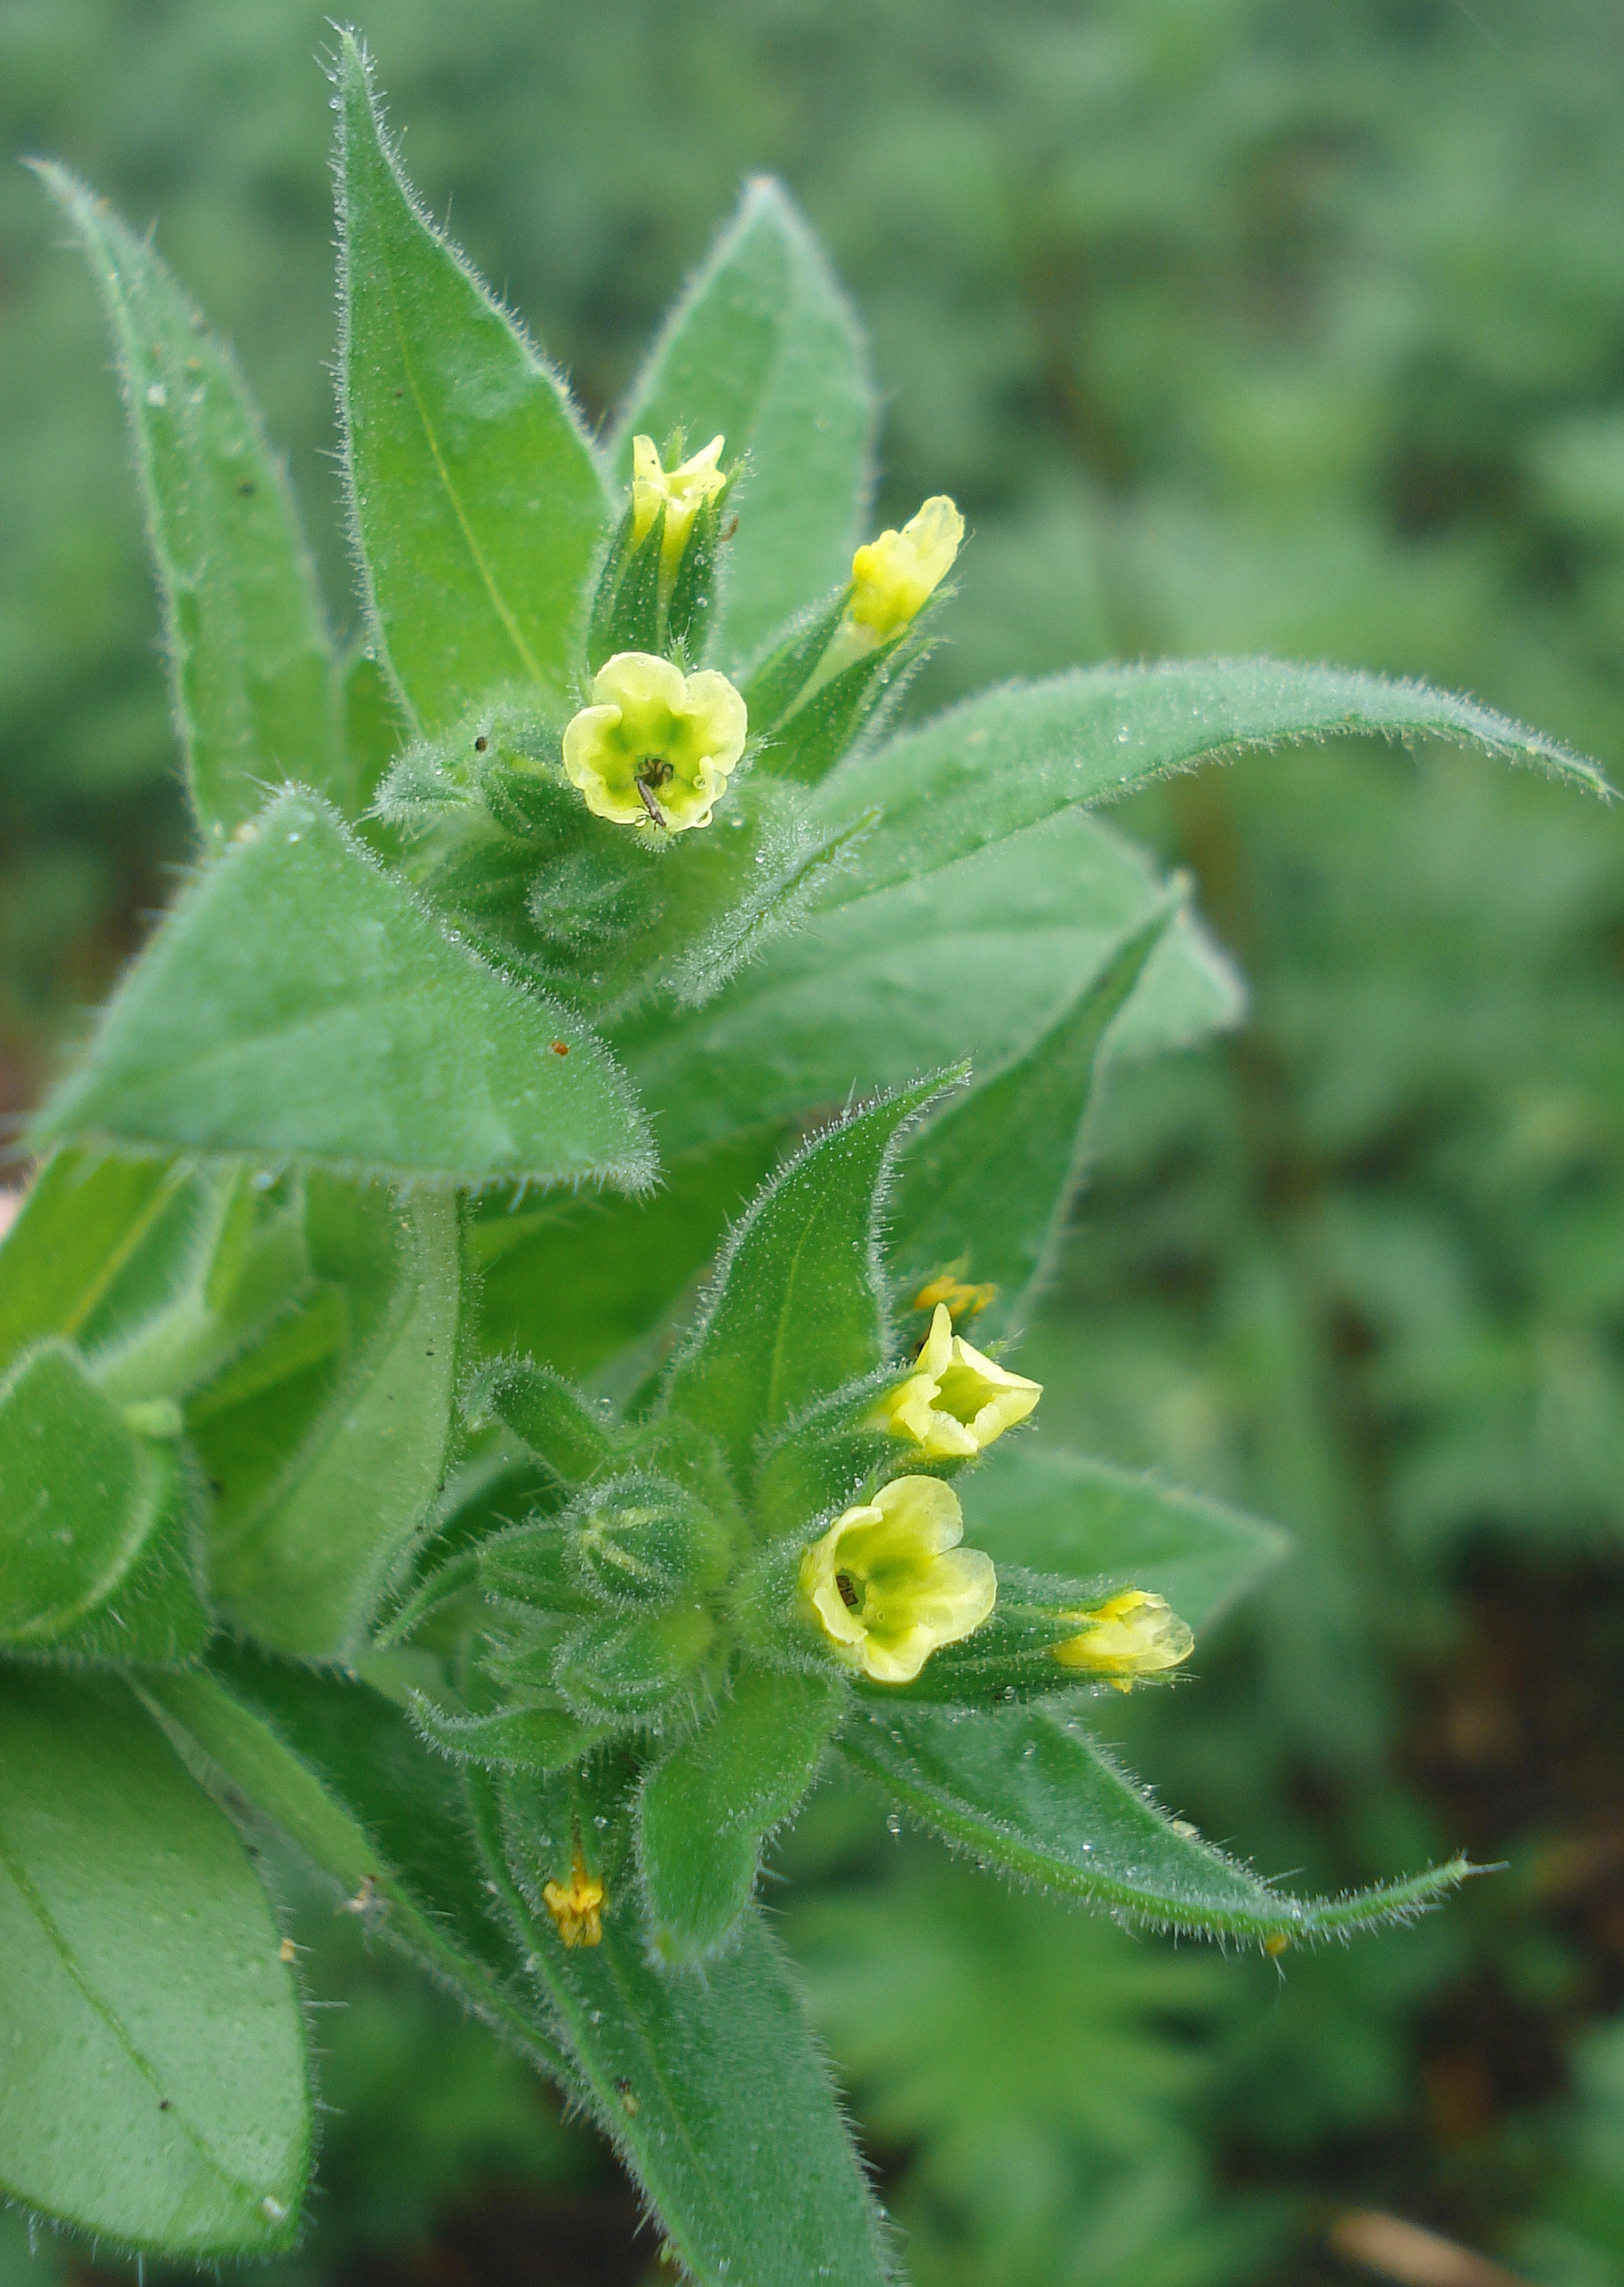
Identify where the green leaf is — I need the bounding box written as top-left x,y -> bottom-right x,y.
207,1182 -> 459,1656
32,791 -> 655,1190
622,812 -> 1239,1157
888,903 -> 1176,1331
0,1150 -> 189,1380
664,1078 -> 949,1487
842,1701 -> 1474,1944
480,1777 -> 895,2287
967,1445 -> 1288,1633
35,165 -> 342,846
810,661 -> 1609,905
139,1659 -> 572,2085
0,1342 -> 203,1653
612,179 -> 875,666
0,1670 -> 307,2254
637,1664 -> 845,1963
336,36 -> 608,729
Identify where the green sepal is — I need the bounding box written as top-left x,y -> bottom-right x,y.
666,477 -> 734,663
564,1471 -> 732,1610
662,1073 -> 955,1494
412,1691 -> 615,1776
841,1701 -> 1477,1945
761,624 -> 929,788
478,1520 -> 595,1621
465,1356 -> 613,1487
740,589 -> 850,734
750,1371 -> 894,1538
637,1662 -> 846,1964
587,501 -> 665,667
553,1605 -> 720,1725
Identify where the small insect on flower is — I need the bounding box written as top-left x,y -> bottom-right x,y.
542,1840 -> 606,1949
868,1304 -> 1040,1459
800,1474 -> 996,1683
562,650 -> 747,834
1051,1589 -> 1194,1692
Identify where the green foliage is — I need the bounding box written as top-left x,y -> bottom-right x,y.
0,27 -> 1608,2287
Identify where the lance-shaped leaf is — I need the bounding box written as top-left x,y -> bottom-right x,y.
620,811 -> 1240,1157
842,1702 -> 1473,1944
968,1444 -> 1287,1633
139,1657 -> 572,2085
612,178 -> 875,667
32,791 -> 654,1190
205,1180 -> 458,1656
664,1077 -> 949,1487
35,165 -> 343,845
809,660 -> 1609,904
336,35 -> 608,728
0,1671 -> 308,2254
480,1777 -> 894,2287
888,902 -> 1176,1333
0,1150 -> 188,1379
638,1664 -> 846,1963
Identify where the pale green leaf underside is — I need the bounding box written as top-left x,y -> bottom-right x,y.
843,1702 -> 1473,1944
966,1443 -> 1288,1633
32,791 -> 654,1190
483,1778 -> 895,2287
36,165 -> 344,843
338,35 -> 609,729
612,177 -> 874,665
0,1672 -> 307,2254
811,659 -> 1611,903
623,810 -> 1238,1156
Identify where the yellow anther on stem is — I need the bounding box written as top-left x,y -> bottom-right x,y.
1051,1589 -> 1194,1693
542,1841 -> 605,1949
631,432 -> 727,583
868,1304 -> 1040,1459
563,650 -> 747,834
800,1475 -> 996,1684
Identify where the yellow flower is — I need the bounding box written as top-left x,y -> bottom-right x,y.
847,495 -> 964,641
911,1272 -> 996,1323
542,1840 -> 605,1949
799,1474 -> 996,1684
562,650 -> 747,832
631,432 -> 728,583
1051,1590 -> 1193,1693
867,1304 -> 1040,1460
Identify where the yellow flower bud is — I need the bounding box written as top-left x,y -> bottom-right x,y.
541,1840 -> 605,1948
847,495 -> 964,641
631,432 -> 728,584
1051,1590 -> 1193,1692
799,1474 -> 996,1684
562,650 -> 747,833
867,1304 -> 1040,1460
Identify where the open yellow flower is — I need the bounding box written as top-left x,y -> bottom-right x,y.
848,495 -> 964,642
867,1304 -> 1040,1459
799,1475 -> 996,1683
562,650 -> 747,832
1051,1590 -> 1193,1692
631,432 -> 728,583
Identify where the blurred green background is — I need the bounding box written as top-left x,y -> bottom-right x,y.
5,2 -> 1624,2282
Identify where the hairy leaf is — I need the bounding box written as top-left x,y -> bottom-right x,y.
811,661 -> 1608,903
337,36 -> 608,728
0,1671 -> 307,2253
32,792 -> 654,1190
843,1701 -> 1473,1944
36,166 -> 343,843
